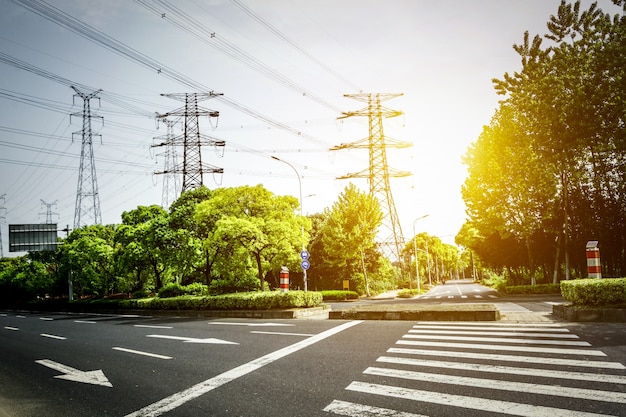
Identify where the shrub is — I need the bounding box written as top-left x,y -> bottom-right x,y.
158,282 -> 209,298
209,276 -> 259,295
561,278 -> 626,306
320,290 -> 359,301
397,289 -> 421,298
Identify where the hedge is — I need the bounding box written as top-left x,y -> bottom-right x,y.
119,290 -> 323,311
320,290 -> 359,301
561,278 -> 626,306
504,284 -> 561,295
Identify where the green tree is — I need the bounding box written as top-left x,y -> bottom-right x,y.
315,183 -> 383,295
195,185 -> 308,291
115,205 -> 173,292
61,224 -> 117,297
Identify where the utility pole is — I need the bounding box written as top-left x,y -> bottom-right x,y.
332,93 -> 411,263
39,199 -> 59,224
0,194 -> 6,258
71,86 -> 103,230
156,92 -> 225,193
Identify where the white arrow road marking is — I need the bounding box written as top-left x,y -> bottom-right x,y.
35,359 -> 112,387
146,334 -> 239,344
209,322 -> 294,327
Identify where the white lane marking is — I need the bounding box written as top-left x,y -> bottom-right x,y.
396,340 -> 606,356
75,320 -> 97,324
210,322 -> 294,327
488,295 -> 498,298
250,331 -> 314,337
407,329 -> 579,339
40,333 -> 66,340
387,347 -> 625,369
413,325 -> 570,332
377,356 -> 626,385
346,381 -> 611,417
146,335 -> 238,345
415,321 -> 562,327
323,399 -> 427,417
134,325 -> 173,329
16,315 -> 26,318
40,317 -> 54,321
402,334 -> 591,346
364,366 -> 626,404
125,320 -> 363,417
113,347 -> 172,360
35,359 -> 112,387
4,326 -> 19,331
0,313 -> 7,317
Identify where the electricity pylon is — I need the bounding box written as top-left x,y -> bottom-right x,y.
152,118 -> 180,209
332,93 -> 411,263
40,199 -> 59,224
71,86 -> 103,229
156,92 -> 225,193
0,194 -> 6,258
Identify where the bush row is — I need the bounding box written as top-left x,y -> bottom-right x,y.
320,290 -> 359,301
119,290 -> 324,311
561,278 -> 626,306
158,282 -> 209,298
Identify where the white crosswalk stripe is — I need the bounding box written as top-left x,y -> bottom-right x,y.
324,322 -> 626,416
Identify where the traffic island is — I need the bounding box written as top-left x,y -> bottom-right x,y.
328,303 -> 500,321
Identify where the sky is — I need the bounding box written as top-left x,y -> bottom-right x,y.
0,0 -> 622,256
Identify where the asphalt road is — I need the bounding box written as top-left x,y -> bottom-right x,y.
1,284 -> 625,416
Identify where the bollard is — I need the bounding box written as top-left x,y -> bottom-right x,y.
586,241 -> 602,279
279,267 -> 289,292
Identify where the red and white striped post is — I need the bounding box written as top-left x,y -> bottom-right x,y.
279,267 -> 289,292
586,241 -> 602,279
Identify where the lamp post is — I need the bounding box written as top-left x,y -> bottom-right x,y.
271,156 -> 307,291
412,214 -> 429,293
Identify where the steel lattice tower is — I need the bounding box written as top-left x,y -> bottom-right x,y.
40,199 -> 59,224
157,92 -> 225,193
332,93 -> 411,262
152,118 -> 180,209
0,194 -> 6,258
71,86 -> 103,229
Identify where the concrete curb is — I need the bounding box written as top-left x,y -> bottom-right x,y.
328,304 -> 500,321
553,304 -> 626,322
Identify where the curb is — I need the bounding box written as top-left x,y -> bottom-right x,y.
553,304 -> 626,322
328,304 -> 500,321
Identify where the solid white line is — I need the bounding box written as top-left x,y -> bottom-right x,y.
134,325 -> 173,329
402,334 -> 590,346
40,333 -> 66,340
113,347 -> 172,360
413,324 -> 570,332
4,326 -> 19,331
377,356 -> 626,385
396,340 -> 606,356
124,320 -> 363,417
407,329 -> 579,338
40,317 -> 54,321
323,399 -> 427,417
74,320 -> 97,324
250,331 -> 314,337
415,321 -> 562,327
387,347 -> 624,369
364,367 -> 626,404
346,381 -> 611,417
210,322 -> 294,327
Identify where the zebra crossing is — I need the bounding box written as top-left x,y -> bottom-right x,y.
420,293 -> 498,300
323,322 -> 626,417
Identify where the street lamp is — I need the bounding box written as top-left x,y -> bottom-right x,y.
412,214 -> 429,293
271,156 -> 307,291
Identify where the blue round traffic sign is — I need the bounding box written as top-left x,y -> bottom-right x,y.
300,250 -> 310,260
301,260 -> 310,270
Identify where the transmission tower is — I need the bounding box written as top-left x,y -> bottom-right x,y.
332,93 -> 411,262
156,92 -> 225,193
71,86 -> 103,229
39,199 -> 59,224
0,194 -> 6,258
152,118 -> 181,209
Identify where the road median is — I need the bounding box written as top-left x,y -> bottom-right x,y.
328,303 -> 500,321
